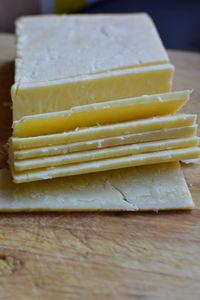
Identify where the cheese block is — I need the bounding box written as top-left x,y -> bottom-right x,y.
12,147 -> 200,183
13,125 -> 197,160
11,114 -> 196,150
0,163 -> 194,211
13,90 -> 190,138
15,14 -> 170,82
13,137 -> 199,171
12,14 -> 174,120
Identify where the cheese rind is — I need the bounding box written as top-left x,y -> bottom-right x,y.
12,64 -> 174,120
12,147 -> 200,183
11,114 -> 196,150
13,90 -> 189,137
13,137 -> 199,171
13,125 -> 197,160
0,163 -> 194,211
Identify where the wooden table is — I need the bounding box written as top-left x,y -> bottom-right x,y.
0,34 -> 200,300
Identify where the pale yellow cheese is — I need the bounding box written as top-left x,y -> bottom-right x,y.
15,14 -> 169,82
13,14 -> 174,120
13,137 -> 199,171
11,114 -> 196,150
12,147 -> 200,183
12,64 -> 174,120
13,90 -> 190,138
13,125 -> 197,160
0,163 -> 194,211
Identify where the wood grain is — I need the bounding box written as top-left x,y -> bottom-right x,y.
0,34 -> 200,299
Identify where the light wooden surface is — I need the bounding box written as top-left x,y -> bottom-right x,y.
0,34 -> 200,300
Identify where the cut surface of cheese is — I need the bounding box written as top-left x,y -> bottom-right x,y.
13,14 -> 174,119
15,14 -> 169,82
13,90 -> 190,138
12,147 -> 200,183
13,125 -> 197,160
11,114 -> 196,150
12,64 -> 174,120
13,137 -> 199,171
0,163 -> 194,211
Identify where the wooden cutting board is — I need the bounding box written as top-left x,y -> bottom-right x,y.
0,34 -> 200,300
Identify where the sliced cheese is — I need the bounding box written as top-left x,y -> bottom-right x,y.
13,137 -> 199,171
12,147 -> 200,183
13,14 -> 174,120
13,90 -> 190,138
0,163 -> 194,211
12,64 -> 174,120
11,114 -> 196,150
13,125 -> 197,160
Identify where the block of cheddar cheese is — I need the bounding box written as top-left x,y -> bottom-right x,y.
12,14 -> 174,120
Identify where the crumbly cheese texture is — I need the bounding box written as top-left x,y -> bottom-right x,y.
0,163 -> 194,211
13,90 -> 191,138
12,14 -> 174,120
12,147 -> 200,183
11,114 -> 196,150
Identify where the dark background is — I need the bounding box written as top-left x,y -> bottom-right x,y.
83,0 -> 200,51
0,0 -> 199,51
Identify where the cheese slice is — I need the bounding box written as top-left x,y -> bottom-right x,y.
13,14 -> 174,120
12,147 -> 200,183
13,90 -> 190,138
13,137 -> 199,171
0,163 -> 194,211
13,125 -> 197,160
12,64 -> 174,120
11,114 -> 196,150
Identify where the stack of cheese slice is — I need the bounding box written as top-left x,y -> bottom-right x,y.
5,13 -> 199,211
0,163 -> 194,211
10,90 -> 200,183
